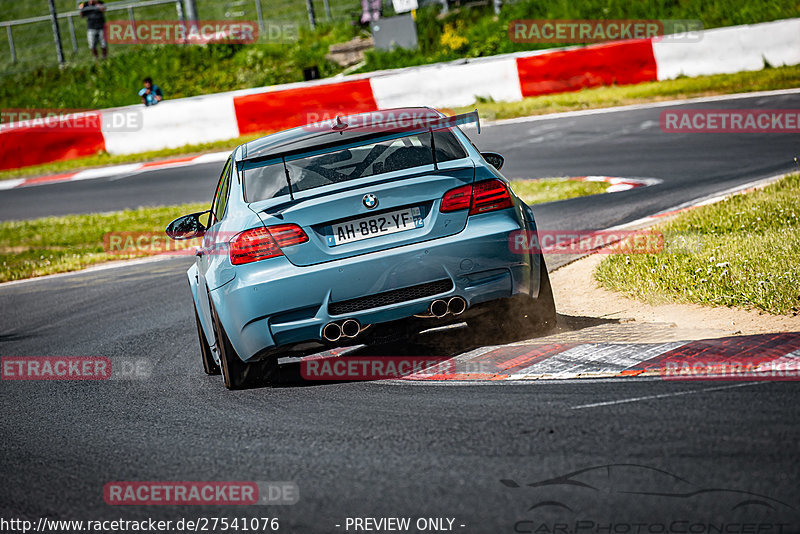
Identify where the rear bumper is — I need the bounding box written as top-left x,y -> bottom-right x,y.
209,209 -> 540,361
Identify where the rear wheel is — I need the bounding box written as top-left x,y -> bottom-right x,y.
211,305 -> 277,390
469,256 -> 556,338
194,307 -> 220,375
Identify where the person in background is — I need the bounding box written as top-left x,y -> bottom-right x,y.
79,0 -> 107,59
360,0 -> 381,24
139,78 -> 164,107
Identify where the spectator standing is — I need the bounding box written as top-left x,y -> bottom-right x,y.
80,0 -> 107,59
139,78 -> 164,106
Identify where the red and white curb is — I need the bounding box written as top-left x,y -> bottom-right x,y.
517,175 -> 662,193
0,151 -> 229,191
300,332 -> 800,382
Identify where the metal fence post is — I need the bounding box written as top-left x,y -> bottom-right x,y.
305,0 -> 317,29
6,26 -> 16,64
322,0 -> 332,21
175,0 -> 187,44
47,0 -> 65,65
67,16 -> 78,54
184,0 -> 199,22
254,0 -> 265,32
128,6 -> 137,42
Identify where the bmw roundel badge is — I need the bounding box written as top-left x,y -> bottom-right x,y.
363,194 -> 378,209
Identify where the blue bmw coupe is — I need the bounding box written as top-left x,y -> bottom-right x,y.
167,108 -> 554,389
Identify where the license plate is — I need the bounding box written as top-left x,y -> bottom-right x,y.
327,207 -> 424,246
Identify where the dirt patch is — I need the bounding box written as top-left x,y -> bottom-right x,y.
546,253 -> 800,343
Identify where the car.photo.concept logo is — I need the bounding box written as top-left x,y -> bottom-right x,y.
504,464 -> 794,533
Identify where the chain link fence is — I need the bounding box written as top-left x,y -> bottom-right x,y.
0,0 -> 370,73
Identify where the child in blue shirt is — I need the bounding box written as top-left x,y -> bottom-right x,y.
139,78 -> 163,106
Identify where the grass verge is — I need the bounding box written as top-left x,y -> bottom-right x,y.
0,203 -> 206,283
510,179 -> 609,204
4,64 -> 799,182
594,173 -> 800,315
0,177 -> 613,282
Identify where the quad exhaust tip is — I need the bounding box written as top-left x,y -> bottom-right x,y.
422,296 -> 468,319
323,319 -> 363,342
430,299 -> 449,318
341,319 -> 361,338
447,296 -> 467,316
322,322 -> 342,342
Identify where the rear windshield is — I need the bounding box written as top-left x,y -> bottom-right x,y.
243,130 -> 467,203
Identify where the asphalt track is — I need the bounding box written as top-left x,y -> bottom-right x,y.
1,92 -> 800,531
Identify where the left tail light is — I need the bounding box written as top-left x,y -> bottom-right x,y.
229,224 -> 308,265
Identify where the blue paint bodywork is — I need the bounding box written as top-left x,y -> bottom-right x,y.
186,109 -> 543,364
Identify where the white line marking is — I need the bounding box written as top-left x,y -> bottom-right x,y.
570,381 -> 763,409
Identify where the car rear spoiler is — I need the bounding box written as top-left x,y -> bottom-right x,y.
238,110 -> 481,169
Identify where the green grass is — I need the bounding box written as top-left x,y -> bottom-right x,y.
0,203 -> 206,282
4,64 -> 799,181
455,64 -> 800,121
510,179 -> 609,204
594,173 -> 800,315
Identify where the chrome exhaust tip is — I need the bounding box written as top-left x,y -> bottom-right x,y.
447,296 -> 467,316
430,299 -> 449,318
322,322 -> 342,342
341,319 -> 361,338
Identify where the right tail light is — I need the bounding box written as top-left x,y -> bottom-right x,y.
440,179 -> 513,215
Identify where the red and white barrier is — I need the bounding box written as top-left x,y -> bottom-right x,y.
1,18 -> 798,171
652,18 -> 800,80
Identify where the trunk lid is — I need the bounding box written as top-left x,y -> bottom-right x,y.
250,160 -> 474,267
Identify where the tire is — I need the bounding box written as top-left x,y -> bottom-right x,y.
211,305 -> 276,390
521,254 -> 557,329
194,307 -> 220,375
469,255 -> 556,338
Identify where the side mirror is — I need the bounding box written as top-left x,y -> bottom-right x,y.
166,211 -> 209,240
482,152 -> 504,171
